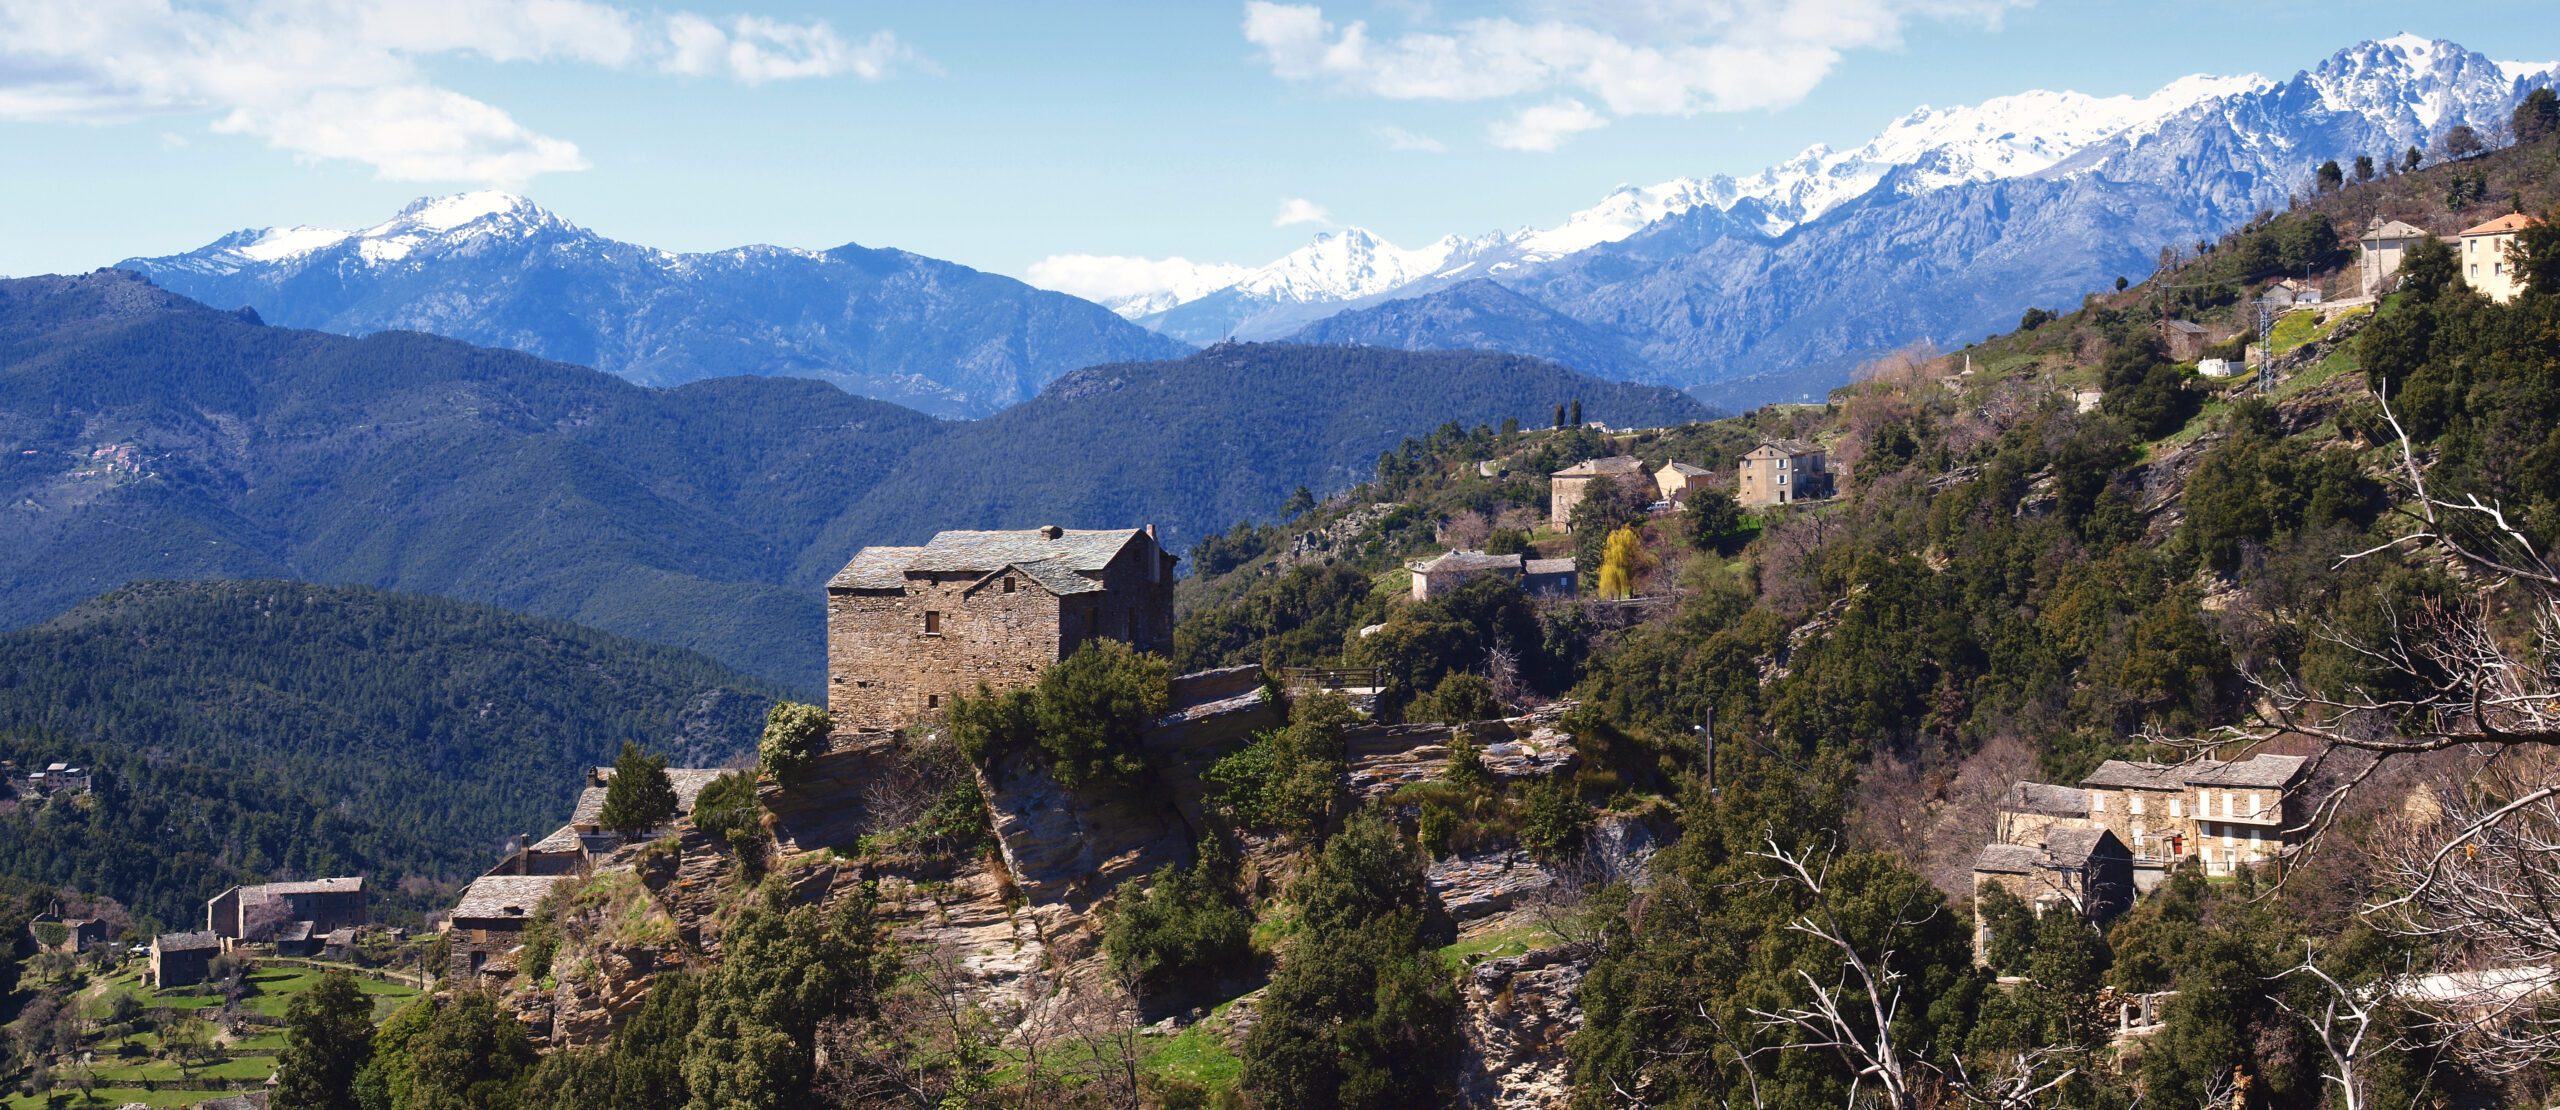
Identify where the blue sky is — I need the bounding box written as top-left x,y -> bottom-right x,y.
2,0 -> 2555,285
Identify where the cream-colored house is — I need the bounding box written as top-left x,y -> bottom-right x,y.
2459,213 -> 2539,303
1549,455 -> 1648,528
1654,461 -> 1712,504
2358,217 -> 2431,295
1736,440 -> 1827,507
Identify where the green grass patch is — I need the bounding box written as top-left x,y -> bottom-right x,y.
90,1053 -> 278,1083
2,1088 -> 231,1109
1438,921 -> 1562,970
1142,1001 -> 1247,1094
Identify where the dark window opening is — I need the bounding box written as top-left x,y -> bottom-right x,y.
923,610 -> 942,634
1002,577 -> 1017,593
927,694 -> 940,709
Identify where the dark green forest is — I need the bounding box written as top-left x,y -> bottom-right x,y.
0,580 -> 776,925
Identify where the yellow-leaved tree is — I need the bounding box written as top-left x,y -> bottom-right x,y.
1596,526 -> 1652,599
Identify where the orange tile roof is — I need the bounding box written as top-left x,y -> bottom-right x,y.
2459,213 -> 2540,237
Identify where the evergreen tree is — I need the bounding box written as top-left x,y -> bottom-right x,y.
1568,398 -> 1582,425
2443,123 -> 2483,159
2314,159 -> 2343,193
274,972 -> 377,1110
1554,402 -> 1567,428
2520,87 -> 2560,144
681,884 -> 892,1110
756,702 -> 830,787
2353,153 -> 2374,181
1282,484 -> 1317,518
2404,144 -> 2423,172
1241,814 -> 1455,1108
597,741 -> 678,838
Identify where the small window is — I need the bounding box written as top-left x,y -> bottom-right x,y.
1002,578 -> 1016,594
923,610 -> 942,634
926,694 -> 940,709
2128,795 -> 2144,816
2169,798 -> 2183,818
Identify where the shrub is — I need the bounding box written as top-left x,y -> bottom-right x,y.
1104,841 -> 1252,1002
952,640 -> 1170,788
1408,672 -> 1502,724
1516,776 -> 1588,859
758,702 -> 831,788
1204,694 -> 1354,838
598,741 -> 679,838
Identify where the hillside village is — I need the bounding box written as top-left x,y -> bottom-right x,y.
2,61 -> 2560,1110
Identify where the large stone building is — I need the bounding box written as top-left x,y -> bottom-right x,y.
151,931 -> 220,989
827,526 -> 1178,731
2078,753 -> 2309,872
1548,456 -> 1649,528
1736,439 -> 1829,507
207,877 -> 366,945
2459,213 -> 2539,303
1971,828 -> 2134,960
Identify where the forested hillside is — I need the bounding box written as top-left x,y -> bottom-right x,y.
0,580 -> 777,925
0,274 -> 1701,686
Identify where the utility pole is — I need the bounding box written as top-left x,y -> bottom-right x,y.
1696,706 -> 1718,795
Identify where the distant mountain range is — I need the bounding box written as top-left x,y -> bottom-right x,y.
0,271 -> 1702,687
1090,35 -> 2555,406
118,192 -> 1190,418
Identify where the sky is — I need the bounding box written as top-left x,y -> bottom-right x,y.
2,0 -> 2556,288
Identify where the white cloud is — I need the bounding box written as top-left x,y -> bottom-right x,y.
1273,196 -> 1334,227
1373,123 -> 1446,152
0,0 -> 923,183
1243,0 -> 2024,145
1026,254 -> 1255,307
1487,97 -> 1604,151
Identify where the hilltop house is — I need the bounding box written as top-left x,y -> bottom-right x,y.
207,877 -> 365,948
29,916 -> 108,955
1409,550 -> 1577,600
446,874 -> 572,980
1736,440 -> 1829,508
2358,217 -> 2432,295
2078,753 -> 2310,872
150,931 -> 220,989
827,526 -> 1178,731
489,765 -> 732,877
1654,461 -> 1713,504
1994,781 -> 2092,847
1549,456 -> 1649,528
1971,827 -> 2135,959
2459,213 -> 2539,303
2161,319 -> 2211,360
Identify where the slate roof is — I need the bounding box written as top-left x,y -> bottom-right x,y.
155,931 -> 221,953
1973,844 -> 2042,874
2164,319 -> 2208,335
2000,782 -> 2089,818
2461,213 -> 2539,237
830,527 -> 1153,595
2044,827 -> 2121,865
2080,760 -> 2188,791
239,877 -> 363,897
1552,455 -> 1645,478
1523,557 -> 1577,576
1658,461 -> 1712,476
2187,754 -> 2309,789
1752,438 -> 1821,457
1413,551 -> 1522,576
452,874 -> 571,922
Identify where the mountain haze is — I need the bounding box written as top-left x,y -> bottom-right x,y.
118,192 -> 1191,418
0,272 -> 1701,687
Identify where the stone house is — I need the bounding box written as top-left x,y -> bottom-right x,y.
1971,827 -> 2135,959
1993,781 -> 2092,847
445,873 -> 574,980
2161,318 -> 2211,361
1736,440 -> 1829,508
150,931 -> 220,989
1409,550 -> 1578,600
2358,217 -> 2432,295
29,916 -> 109,954
2187,754 -> 2309,874
2459,213 -> 2539,303
826,526 -> 1178,731
208,877 -> 365,946
1549,456 -> 1649,528
493,766 -> 729,876
2263,278 -> 2323,307
1653,461 -> 1713,504
2079,753 -> 2309,872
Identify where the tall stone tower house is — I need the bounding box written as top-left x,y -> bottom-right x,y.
826,525 -> 1178,731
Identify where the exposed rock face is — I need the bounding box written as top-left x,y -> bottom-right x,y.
1457,947 -> 1589,1109
1429,850 -> 1555,924
1345,710 -> 1580,802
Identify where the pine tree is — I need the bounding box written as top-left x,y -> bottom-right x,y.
2315,159 -> 2343,193
1568,398 -> 1582,425
2404,144 -> 2423,172
2353,153 -> 2374,181
2519,87 -> 2560,144
273,972 -> 375,1110
598,741 -> 678,838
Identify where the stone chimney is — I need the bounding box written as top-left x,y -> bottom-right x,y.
1039,524 -> 1063,539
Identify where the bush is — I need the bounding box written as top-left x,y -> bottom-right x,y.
758,702 -> 830,788
1516,776 -> 1588,859
1408,672 -> 1502,724
1205,694 -> 1354,838
1104,841 -> 1252,1002
952,640 -> 1170,788
598,741 -> 678,838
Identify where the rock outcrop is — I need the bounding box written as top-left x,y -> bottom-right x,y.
1457,946 -> 1590,1109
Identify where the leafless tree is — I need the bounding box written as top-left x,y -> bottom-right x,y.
1744,837 -> 1924,1110
2267,944 -> 2382,1110
2157,394 -> 2560,1069
818,942 -> 1009,1108
1928,1047 -> 2079,1110
1440,509 -> 1493,551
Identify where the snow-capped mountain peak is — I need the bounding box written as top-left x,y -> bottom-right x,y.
181,191 -> 576,272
